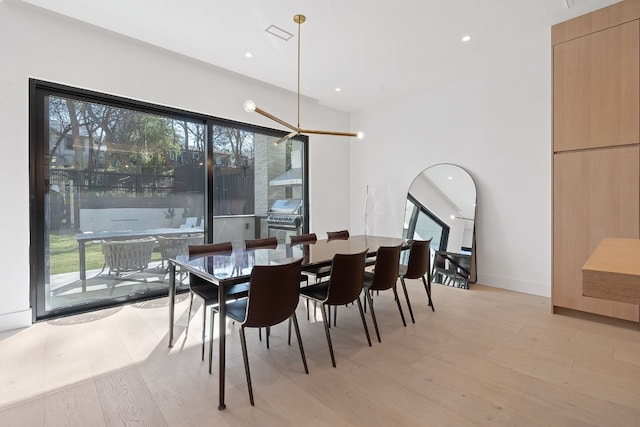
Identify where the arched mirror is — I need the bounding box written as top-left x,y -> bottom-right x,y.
403,163 -> 477,288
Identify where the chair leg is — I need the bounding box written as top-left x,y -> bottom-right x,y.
209,309 -> 215,375
363,291 -> 367,313
319,304 -> 336,368
291,312 -> 309,374
400,277 -> 415,324
266,326 -> 270,349
334,306 -> 337,327
392,284 -> 407,327
288,317 -> 292,346
355,297 -> 372,347
239,327 -> 254,406
201,302 -> 207,361
365,290 -> 381,343
186,292 -> 194,336
422,276 -> 435,311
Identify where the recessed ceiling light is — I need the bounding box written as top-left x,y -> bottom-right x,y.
245,52 -> 253,58
448,176 -> 453,180
335,87 -> 341,92
461,34 -> 472,42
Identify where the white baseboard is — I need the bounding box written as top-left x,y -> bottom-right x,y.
476,273 -> 550,298
0,308 -> 32,333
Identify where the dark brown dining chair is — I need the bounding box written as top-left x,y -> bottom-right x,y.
212,259 -> 308,406
289,233 -> 318,320
188,242 -> 232,257
244,235 -> 281,345
362,244 -> 404,342
326,229 -> 350,240
289,233 -> 317,244
245,236 -> 278,249
299,249 -> 371,367
398,239 -> 434,324
324,229 -> 351,325
186,241 -> 248,372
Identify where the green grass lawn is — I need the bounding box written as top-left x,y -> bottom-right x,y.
49,233 -> 160,275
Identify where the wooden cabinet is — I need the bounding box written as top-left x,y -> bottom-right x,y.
552,0 -> 640,322
553,20 -> 639,152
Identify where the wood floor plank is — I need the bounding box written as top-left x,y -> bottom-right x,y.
1,282 -> 639,425
44,380 -> 105,427
94,367 -> 168,426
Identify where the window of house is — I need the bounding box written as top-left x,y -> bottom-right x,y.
30,80 -> 308,320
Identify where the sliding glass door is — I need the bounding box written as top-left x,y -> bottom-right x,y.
30,80 -> 308,320
31,84 -> 205,318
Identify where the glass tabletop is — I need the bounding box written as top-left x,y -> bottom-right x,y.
174,235 -> 406,283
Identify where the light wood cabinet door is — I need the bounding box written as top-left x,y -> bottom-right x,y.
553,20 -> 639,152
553,146 -> 639,321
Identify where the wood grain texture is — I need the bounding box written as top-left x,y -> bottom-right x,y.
551,0 -> 640,45
1,286 -> 640,425
94,367 -> 168,426
583,237 -> 640,306
553,147 -> 639,321
553,20 -> 639,152
552,1 -> 624,45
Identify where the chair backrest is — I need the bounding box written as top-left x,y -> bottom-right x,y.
188,241 -> 233,257
290,233 -> 317,244
101,237 -> 156,271
326,230 -> 349,240
245,237 -> 278,249
243,259 -> 304,328
158,234 -> 204,260
326,249 -> 368,305
403,239 -> 432,280
368,244 -> 402,291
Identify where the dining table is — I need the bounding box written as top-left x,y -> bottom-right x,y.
167,234 -> 407,410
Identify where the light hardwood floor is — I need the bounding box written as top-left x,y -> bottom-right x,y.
1,282 -> 639,426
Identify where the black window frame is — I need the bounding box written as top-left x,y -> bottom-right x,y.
405,193 -> 449,251
29,79 -> 309,321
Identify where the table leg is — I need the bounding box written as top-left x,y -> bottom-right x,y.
79,240 -> 86,292
168,262 -> 176,347
218,280 -> 226,410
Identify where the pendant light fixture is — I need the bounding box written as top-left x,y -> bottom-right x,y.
243,14 -> 364,145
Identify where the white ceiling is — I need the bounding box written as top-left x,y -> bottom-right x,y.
19,0 -> 619,113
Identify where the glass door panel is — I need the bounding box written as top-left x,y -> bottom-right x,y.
43,94 -> 205,315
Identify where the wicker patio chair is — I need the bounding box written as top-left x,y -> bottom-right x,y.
101,237 -> 157,277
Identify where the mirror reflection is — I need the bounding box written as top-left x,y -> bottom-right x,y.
403,163 -> 477,288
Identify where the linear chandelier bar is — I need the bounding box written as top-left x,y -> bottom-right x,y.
254,107 -> 298,132
299,128 -> 358,138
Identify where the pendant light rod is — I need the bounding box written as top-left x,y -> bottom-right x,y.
243,14 -> 364,144
295,14 -> 304,129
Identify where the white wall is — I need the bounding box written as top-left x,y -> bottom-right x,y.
350,30 -> 552,297
0,0 -> 555,331
0,1 -> 352,331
